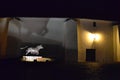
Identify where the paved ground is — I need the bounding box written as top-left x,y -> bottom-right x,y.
0,60 -> 120,80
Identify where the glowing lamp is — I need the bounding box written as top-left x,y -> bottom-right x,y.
88,33 -> 100,41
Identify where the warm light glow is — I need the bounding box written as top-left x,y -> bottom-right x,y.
89,34 -> 96,40
95,34 -> 101,41
22,56 -> 53,62
88,33 -> 101,41
22,56 -> 42,62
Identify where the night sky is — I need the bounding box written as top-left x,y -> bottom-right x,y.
0,0 -> 120,21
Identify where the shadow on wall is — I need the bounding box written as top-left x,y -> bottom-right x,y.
65,49 -> 78,63
6,35 -> 22,58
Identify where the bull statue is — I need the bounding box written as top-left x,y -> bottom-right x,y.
20,45 -> 44,55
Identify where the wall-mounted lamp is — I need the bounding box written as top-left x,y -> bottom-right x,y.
88,32 -> 101,49
89,22 -> 97,41
89,33 -> 96,40
88,33 -> 100,42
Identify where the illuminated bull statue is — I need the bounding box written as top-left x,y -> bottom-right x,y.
20,45 -> 44,55
25,45 -> 44,55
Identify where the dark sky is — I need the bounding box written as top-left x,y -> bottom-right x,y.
0,0 -> 120,21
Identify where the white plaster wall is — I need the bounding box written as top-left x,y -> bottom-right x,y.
64,20 -> 78,62
113,25 -> 120,62
78,19 -> 114,63
63,20 -> 77,49
44,18 -> 65,43
8,18 -> 66,45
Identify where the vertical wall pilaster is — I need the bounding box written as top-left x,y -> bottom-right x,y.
113,25 -> 120,61
0,18 -> 9,59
